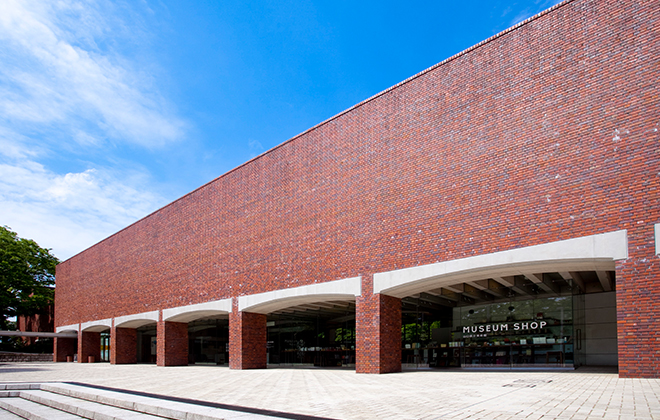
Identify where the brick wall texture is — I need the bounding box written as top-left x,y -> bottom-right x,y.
356,276 -> 402,373
157,321 -> 189,366
18,305 -> 54,346
110,327 -> 137,365
0,352 -> 53,363
53,337 -> 77,362
229,309 -> 267,369
78,331 -> 101,363
55,0 -> 659,377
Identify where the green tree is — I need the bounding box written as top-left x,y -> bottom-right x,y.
0,226 -> 58,331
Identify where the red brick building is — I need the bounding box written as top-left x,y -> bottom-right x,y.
54,0 -> 659,377
17,304 -> 54,347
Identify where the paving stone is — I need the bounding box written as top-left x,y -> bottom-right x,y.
1,363 -> 660,420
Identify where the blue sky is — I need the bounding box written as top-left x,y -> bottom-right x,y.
0,0 -> 561,261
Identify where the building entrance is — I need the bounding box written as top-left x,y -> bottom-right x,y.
266,300 -> 355,368
136,324 -> 157,364
401,271 -> 617,370
100,332 -> 110,362
188,318 -> 229,365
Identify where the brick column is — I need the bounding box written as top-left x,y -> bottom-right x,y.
157,321 -> 188,366
78,331 -> 101,363
53,336 -> 77,362
616,226 -> 660,378
229,300 -> 267,369
356,274 -> 402,374
110,327 -> 137,364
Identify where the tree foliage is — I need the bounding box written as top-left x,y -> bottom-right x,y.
0,226 -> 58,330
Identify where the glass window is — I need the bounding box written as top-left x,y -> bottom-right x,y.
448,296 -> 573,368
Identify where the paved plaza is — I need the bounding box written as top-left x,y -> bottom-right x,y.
0,362 -> 658,419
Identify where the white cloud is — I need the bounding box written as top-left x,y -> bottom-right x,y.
0,0 -> 185,261
0,156 -> 166,261
0,0 -> 185,148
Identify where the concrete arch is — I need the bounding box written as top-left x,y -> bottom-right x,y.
373,230 -> 628,298
114,311 -> 159,328
55,324 -> 79,334
81,318 -> 112,332
238,277 -> 361,314
162,299 -> 232,322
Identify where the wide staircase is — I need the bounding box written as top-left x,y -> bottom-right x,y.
0,382 -> 280,420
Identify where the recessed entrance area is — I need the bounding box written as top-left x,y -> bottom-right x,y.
373,231 -> 626,371
400,270 -> 617,370
188,316 -> 229,365
136,324 -> 157,364
266,300 -> 356,368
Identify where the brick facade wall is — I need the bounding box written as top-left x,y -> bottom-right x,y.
110,327 -> 137,364
53,337 -> 76,362
78,331 -> 101,363
229,308 -> 267,369
357,276 -> 402,373
17,305 -> 54,346
157,321 -> 189,366
55,0 -> 659,376
616,224 -> 659,378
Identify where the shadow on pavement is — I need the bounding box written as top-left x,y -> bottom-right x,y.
0,366 -> 49,374
66,381 -> 338,420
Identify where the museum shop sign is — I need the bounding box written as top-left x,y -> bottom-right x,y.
461,321 -> 548,338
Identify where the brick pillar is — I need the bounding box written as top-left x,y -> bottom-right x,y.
616,226 -> 660,378
356,274 -> 402,374
53,336 -> 77,362
78,331 -> 101,363
157,321 -> 188,366
229,300 -> 267,369
110,327 -> 137,364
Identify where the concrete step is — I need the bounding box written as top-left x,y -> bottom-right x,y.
0,396 -> 85,420
40,384 -> 235,419
17,389 -> 166,420
0,383 -> 283,420
0,407 -> 32,419
0,385 -> 226,420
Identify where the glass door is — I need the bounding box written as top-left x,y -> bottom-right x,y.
100,332 -> 110,362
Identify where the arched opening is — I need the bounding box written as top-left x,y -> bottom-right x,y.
400,270 -> 616,370
374,231 -> 625,371
114,311 -> 159,364
81,320 -> 111,363
54,326 -> 79,362
238,277 -> 361,369
162,299 -> 232,366
266,300 -> 356,368
187,315 -> 229,365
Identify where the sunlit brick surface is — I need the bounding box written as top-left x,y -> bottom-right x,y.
53,337 -> 76,363
229,309 -> 267,369
78,331 -> 100,364
110,327 -> 137,365
157,321 -> 188,367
